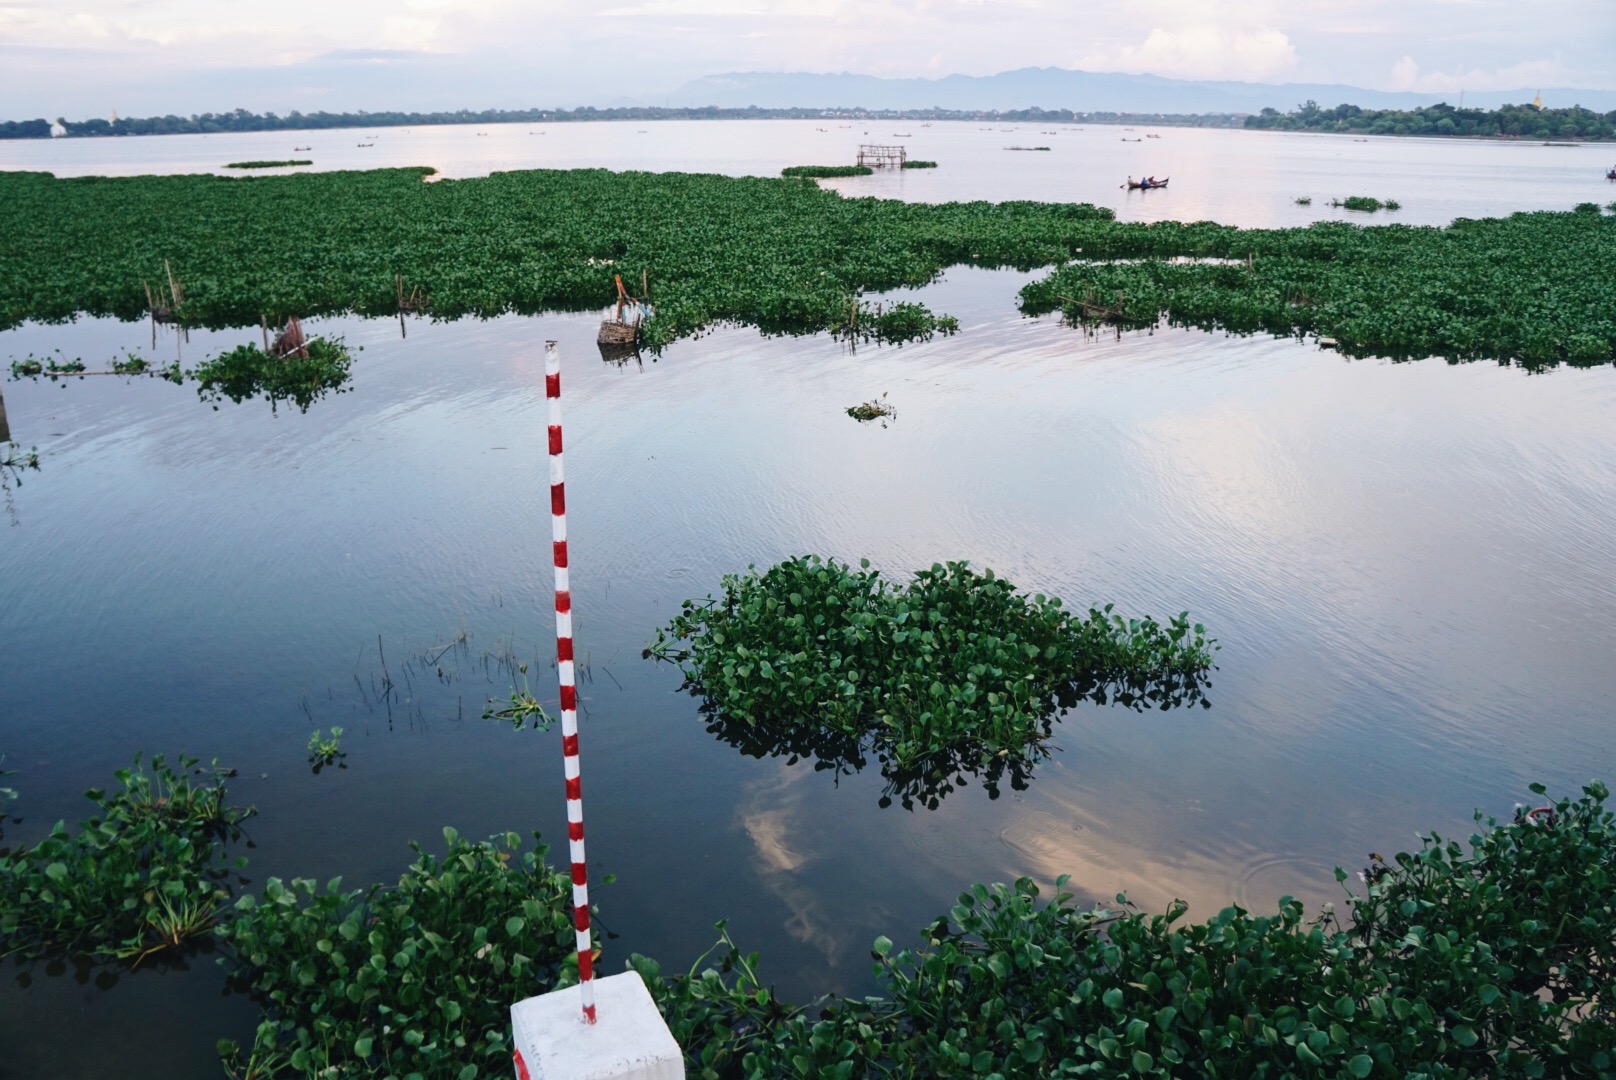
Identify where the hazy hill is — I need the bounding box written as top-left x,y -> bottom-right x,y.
664,67 -> 1616,115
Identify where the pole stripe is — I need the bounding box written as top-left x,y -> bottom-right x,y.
544,339 -> 595,1025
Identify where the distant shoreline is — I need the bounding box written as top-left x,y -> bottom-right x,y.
0,106 -> 1245,141
5,101 -> 1612,143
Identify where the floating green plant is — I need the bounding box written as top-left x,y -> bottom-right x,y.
216,828 -> 583,1080
306,727 -> 346,771
901,160 -> 938,169
647,556 -> 1214,807
643,783 -> 1616,1075
482,663 -> 555,730
0,168 -> 1610,364
1330,195 -> 1396,212
4,756 -> 1615,1075
1295,196 -> 1312,205
192,338 -> 355,412
781,164 -> 872,177
846,395 -> 896,422
0,754 -> 250,965
223,160 -> 313,169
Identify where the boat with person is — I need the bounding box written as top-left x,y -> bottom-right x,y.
1126,177 -> 1170,190
1607,165 -> 1616,180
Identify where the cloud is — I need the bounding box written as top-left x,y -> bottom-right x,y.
1389,54 -> 1419,91
1080,26 -> 1301,82
1386,55 -> 1568,94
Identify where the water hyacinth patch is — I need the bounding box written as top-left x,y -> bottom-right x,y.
641,782 -> 1616,1077
192,338 -> 355,412
215,829 -> 583,1080
647,557 -> 1215,805
781,164 -> 873,178
5,167 -> 1608,364
3,758 -> 1614,1075
0,754 -> 251,965
1021,208 -> 1616,367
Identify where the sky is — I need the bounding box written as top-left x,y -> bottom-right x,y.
2,0 -> 1613,119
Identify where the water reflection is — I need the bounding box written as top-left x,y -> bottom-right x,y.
683,665 -> 1212,811
5,332 -> 354,415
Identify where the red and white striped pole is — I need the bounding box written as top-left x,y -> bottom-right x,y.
545,338 -> 596,1024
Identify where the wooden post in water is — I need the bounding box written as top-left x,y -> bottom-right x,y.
0,384 -> 10,444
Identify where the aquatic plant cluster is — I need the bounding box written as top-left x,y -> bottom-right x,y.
215,829 -> 580,1079
649,783 -> 1616,1076
1,167 -> 1611,364
1330,196 -> 1400,213
224,160 -> 313,169
0,755 -> 250,966
646,557 -> 1215,803
9,339 -> 354,412
2,759 -> 1612,1077
1021,210 -> 1615,366
192,339 -> 355,411
781,164 -> 874,177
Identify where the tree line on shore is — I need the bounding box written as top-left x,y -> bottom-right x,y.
0,104 -> 1244,140
1245,99 -> 1616,140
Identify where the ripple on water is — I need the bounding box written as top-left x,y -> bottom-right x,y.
999,810 -> 1091,860
1232,853 -> 1343,916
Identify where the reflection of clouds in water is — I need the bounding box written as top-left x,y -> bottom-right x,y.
989,787 -> 1338,922
737,761 -> 848,966
742,805 -> 812,874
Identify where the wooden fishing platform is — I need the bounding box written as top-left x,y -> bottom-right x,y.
857,144 -> 907,169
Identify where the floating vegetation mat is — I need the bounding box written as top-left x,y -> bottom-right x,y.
846,395 -> 896,421
9,758 -> 1615,1076
1021,209 -> 1615,367
1331,195 -> 1400,212
223,160 -> 312,169
1,168 -> 1612,365
781,164 -> 872,177
3,751 -> 1615,1076
0,754 -> 251,966
647,556 -> 1215,808
8,338 -> 354,412
901,160 -> 938,169
192,338 -> 355,411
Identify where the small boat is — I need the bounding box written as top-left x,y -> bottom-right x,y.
356,143 -> 374,147
1126,177 -> 1170,190
1607,166 -> 1616,180
292,145 -> 311,151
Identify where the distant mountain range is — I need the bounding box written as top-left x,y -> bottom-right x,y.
662,68 -> 1616,115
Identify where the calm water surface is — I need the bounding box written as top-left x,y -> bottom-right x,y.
2,125 -> 1614,1078
4,117 -> 1613,225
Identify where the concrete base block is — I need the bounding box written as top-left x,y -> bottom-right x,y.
511,972 -> 685,1080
